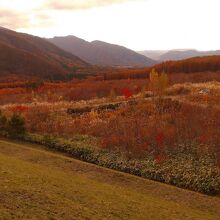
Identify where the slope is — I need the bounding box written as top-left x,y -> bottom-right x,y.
0,27 -> 87,80
0,139 -> 219,219
139,49 -> 220,61
138,50 -> 168,60
48,36 -> 155,67
159,49 -> 220,61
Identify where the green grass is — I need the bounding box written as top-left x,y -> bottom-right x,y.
0,140 -> 220,219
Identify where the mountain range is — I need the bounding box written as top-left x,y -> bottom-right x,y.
48,36 -> 155,67
1,26 -> 220,82
0,27 -> 87,80
138,49 -> 220,61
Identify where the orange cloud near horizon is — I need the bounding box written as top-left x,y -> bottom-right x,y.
0,0 -> 138,29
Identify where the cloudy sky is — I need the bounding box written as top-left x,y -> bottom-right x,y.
0,0 -> 220,51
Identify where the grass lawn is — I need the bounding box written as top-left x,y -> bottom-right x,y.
0,139 -> 220,219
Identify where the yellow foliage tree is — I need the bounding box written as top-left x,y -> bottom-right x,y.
158,71 -> 169,94
149,69 -> 169,96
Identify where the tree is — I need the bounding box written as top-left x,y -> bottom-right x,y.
122,88 -> 132,99
7,114 -> 26,138
158,71 -> 169,94
0,111 -> 7,134
149,69 -> 169,96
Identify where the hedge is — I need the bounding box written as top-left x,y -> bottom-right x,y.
20,133 -> 220,195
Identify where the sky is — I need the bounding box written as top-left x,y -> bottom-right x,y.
0,0 -> 220,51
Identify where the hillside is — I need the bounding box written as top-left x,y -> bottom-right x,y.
159,49 -> 220,61
154,55 -> 220,74
48,36 -> 155,67
0,27 -> 87,80
139,49 -> 220,61
0,139 -> 219,219
102,55 -> 220,80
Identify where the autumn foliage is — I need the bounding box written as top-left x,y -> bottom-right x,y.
103,56 -> 220,81
0,70 -> 219,167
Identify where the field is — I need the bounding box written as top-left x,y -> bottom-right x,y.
0,139 -> 220,219
0,70 -> 220,219
0,77 -> 220,193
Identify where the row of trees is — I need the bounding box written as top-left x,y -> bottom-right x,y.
103,55 -> 220,80
154,56 -> 220,74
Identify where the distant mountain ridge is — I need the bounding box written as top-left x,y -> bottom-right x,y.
0,27 -> 87,80
159,49 -> 220,61
138,50 -> 168,60
48,36 -> 155,67
138,49 -> 220,61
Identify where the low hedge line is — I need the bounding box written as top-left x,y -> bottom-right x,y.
20,133 -> 220,195
67,100 -> 137,115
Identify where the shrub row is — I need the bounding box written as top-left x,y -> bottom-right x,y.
67,100 -> 137,115
22,133 -> 220,195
